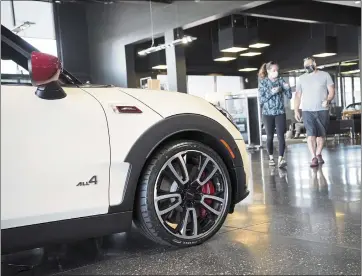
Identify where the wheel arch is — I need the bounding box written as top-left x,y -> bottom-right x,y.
108,114 -> 245,214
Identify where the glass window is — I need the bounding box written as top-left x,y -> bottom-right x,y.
187,76 -> 215,99
1,40 -> 31,84
22,37 -> 57,57
344,77 -> 353,106
337,77 -> 342,106
289,76 -> 296,87
354,77 -> 361,103
216,76 -> 241,93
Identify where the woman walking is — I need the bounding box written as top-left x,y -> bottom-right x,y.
258,61 -> 292,168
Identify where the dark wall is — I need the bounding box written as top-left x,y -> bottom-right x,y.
83,1 -> 258,87
53,3 -> 91,82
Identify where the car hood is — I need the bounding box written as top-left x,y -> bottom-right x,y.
118,88 -> 243,140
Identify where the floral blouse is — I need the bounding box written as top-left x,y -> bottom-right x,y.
258,77 -> 292,116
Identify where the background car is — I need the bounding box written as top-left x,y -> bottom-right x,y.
1,24 -> 249,254
342,102 -> 361,119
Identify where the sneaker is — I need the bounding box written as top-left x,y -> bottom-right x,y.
269,159 -> 276,166
317,154 -> 325,164
310,157 -> 319,168
278,158 -> 287,168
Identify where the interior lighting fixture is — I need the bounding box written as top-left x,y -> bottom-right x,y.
152,65 -> 167,70
239,51 -> 262,57
221,47 -> 248,53
218,26 -> 249,53
287,69 -> 305,73
312,53 -> 336,58
355,1 -> 361,4
12,21 -> 35,34
341,62 -> 358,66
212,43 -> 237,62
249,43 -> 270,49
341,69 -> 360,75
138,35 -> 196,56
309,36 -> 338,58
248,27 -> 271,50
238,68 -> 258,72
214,57 -> 237,62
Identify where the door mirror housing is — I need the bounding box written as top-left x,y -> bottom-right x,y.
28,51 -> 66,100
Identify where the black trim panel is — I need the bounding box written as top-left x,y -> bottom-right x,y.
2,211 -> 132,254
109,113 -> 247,214
232,166 -> 249,204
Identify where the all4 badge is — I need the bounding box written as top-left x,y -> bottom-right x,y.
76,175 -> 98,187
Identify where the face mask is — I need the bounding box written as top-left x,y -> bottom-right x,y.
305,65 -> 315,73
268,71 -> 278,79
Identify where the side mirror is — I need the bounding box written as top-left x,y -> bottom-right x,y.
29,51 -> 66,100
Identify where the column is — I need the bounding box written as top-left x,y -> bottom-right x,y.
125,44 -> 138,88
164,28 -> 187,93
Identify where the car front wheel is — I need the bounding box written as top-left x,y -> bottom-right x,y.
134,140 -> 232,247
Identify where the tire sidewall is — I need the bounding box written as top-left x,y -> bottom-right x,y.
143,140 -> 232,247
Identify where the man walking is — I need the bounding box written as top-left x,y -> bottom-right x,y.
294,57 -> 335,167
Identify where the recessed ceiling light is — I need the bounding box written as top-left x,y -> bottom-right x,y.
152,65 -> 167,70
221,47 -> 248,53
239,52 -> 262,57
355,1 -> 360,4
287,69 -> 305,73
249,43 -> 270,49
214,57 -> 237,62
341,69 -> 360,74
341,62 -> 358,66
312,53 -> 337,58
238,68 -> 258,72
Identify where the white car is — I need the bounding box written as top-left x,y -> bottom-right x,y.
1,25 -> 249,254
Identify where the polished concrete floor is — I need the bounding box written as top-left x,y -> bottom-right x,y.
2,142 -> 361,275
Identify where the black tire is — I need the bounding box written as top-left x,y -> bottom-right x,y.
134,140 -> 232,247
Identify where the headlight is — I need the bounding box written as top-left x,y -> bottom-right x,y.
212,104 -> 239,129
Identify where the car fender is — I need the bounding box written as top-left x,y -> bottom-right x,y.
108,113 -> 247,214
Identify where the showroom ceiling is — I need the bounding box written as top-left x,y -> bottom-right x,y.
134,0 -> 361,78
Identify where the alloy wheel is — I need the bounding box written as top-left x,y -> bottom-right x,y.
153,150 -> 229,240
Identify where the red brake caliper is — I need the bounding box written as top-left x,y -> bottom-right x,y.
200,176 -> 215,218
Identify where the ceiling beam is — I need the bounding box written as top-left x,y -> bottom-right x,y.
240,0 -> 361,26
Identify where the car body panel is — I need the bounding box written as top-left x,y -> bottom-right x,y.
85,87 -> 249,207
119,88 -> 244,140
80,87 -> 163,205
342,102 -> 361,119
1,86 -> 110,229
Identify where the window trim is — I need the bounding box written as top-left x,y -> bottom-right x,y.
1,24 -> 82,86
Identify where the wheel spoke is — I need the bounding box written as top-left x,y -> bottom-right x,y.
180,209 -> 190,236
200,167 -> 218,186
166,154 -> 189,185
196,157 -> 219,186
178,154 -> 190,183
200,195 -> 223,216
155,193 -> 182,216
180,208 -> 198,237
190,208 -> 198,237
202,194 -> 225,204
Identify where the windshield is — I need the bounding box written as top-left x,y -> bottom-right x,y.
1,25 -> 82,86
345,103 -> 361,111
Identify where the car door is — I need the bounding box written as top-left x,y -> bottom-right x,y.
1,57 -> 110,230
